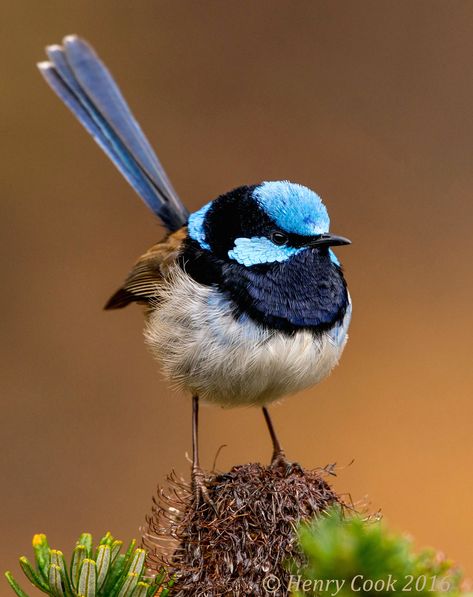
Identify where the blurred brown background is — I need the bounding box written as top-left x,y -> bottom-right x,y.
1,0 -> 473,587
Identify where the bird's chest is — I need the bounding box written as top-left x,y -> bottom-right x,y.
144,268 -> 349,406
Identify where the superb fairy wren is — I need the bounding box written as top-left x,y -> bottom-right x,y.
38,36 -> 352,502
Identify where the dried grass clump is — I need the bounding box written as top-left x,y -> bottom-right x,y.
143,462 -> 342,596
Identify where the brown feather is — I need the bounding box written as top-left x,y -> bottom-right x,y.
104,227 -> 187,310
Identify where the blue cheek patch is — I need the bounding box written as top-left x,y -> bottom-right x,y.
228,236 -> 302,266
253,181 -> 330,236
329,249 -> 340,266
188,201 -> 212,250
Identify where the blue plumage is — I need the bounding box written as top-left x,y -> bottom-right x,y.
253,181 -> 330,236
38,36 -> 188,231
228,236 -> 302,266
188,202 -> 212,250
329,249 -> 340,266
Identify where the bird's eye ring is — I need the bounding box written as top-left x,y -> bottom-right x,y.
271,231 -> 288,246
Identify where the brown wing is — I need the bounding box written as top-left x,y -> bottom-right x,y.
104,227 -> 187,310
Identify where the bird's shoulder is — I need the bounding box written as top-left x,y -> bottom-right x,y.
104,226 -> 187,310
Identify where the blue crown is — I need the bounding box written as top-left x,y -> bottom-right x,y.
253,181 -> 330,236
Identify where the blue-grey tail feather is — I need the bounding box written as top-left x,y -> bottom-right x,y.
38,35 -> 188,232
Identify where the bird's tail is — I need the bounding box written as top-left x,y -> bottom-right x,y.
38,35 -> 189,232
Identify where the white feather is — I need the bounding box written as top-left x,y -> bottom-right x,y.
144,267 -> 351,407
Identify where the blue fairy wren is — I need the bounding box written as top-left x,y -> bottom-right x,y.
38,36 -> 352,502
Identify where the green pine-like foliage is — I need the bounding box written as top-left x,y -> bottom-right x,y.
291,505 -> 467,596
5,508 -> 470,596
5,532 -> 173,597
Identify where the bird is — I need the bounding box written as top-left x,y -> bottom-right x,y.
38,35 -> 352,503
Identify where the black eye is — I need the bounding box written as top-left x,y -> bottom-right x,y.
271,231 -> 288,246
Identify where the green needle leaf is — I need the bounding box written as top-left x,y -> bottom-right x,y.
131,581 -> 149,597
127,549 -> 145,577
70,545 -> 87,590
77,534 -> 93,558
4,572 -> 31,597
117,572 -> 139,597
115,541 -> 138,586
50,550 -> 72,596
151,570 -> 163,587
110,540 -> 123,563
113,550 -> 146,597
98,532 -> 113,547
146,583 -> 160,597
77,559 -> 96,597
95,544 -> 111,590
48,564 -> 64,597
102,554 -> 125,595
32,534 -> 50,580
123,540 -> 136,567
49,551 -> 64,576
18,557 -> 49,592
6,532 -> 164,597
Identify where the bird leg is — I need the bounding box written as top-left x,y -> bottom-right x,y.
262,406 -> 285,462
262,406 -> 302,474
191,395 -> 211,506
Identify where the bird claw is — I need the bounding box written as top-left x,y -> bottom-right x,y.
270,451 -> 303,476
192,466 -> 216,512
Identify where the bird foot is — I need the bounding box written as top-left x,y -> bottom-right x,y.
270,450 -> 303,476
191,466 -> 215,510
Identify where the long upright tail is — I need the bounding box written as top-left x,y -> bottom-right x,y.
38,35 -> 189,232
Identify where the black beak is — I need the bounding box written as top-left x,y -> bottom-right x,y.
308,233 -> 351,248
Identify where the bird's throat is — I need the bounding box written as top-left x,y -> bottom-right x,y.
180,239 -> 349,334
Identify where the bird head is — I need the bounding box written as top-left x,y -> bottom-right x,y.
188,181 -> 350,267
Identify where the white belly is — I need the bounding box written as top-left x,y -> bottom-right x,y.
145,267 -> 351,407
